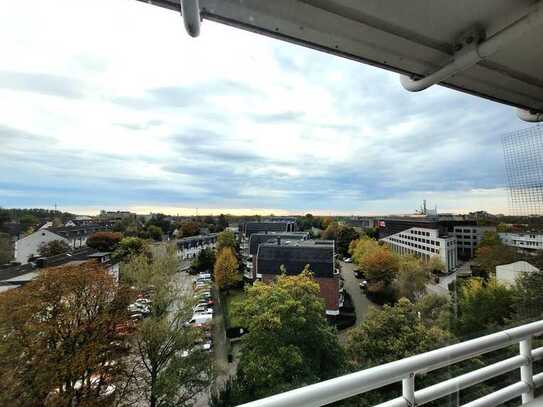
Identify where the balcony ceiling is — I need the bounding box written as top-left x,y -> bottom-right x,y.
138,0 -> 543,113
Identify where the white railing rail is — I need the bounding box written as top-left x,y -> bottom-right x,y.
238,320 -> 543,407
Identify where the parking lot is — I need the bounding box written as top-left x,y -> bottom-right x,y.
340,261 -> 375,327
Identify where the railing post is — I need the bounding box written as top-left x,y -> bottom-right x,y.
520,337 -> 534,403
402,373 -> 415,407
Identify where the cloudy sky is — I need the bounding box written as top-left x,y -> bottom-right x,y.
0,0 -> 529,216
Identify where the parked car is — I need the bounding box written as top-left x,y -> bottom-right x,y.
359,280 -> 368,292
193,304 -> 213,314
344,257 -> 352,263
189,314 -> 213,325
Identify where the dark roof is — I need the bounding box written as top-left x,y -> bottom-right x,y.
256,240 -> 335,278
244,221 -> 294,237
248,232 -> 309,255
50,223 -> 110,237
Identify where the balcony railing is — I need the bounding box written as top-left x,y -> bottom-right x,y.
239,320 -> 543,407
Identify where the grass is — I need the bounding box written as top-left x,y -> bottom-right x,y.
223,288 -> 246,329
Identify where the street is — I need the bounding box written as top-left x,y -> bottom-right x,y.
340,261 -> 375,327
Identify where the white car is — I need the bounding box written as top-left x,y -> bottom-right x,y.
344,257 -> 352,263
189,313 -> 213,325
193,304 -> 213,314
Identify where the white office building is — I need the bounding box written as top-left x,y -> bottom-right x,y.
380,227 -> 458,273
499,233 -> 543,252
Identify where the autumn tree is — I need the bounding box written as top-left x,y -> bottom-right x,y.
394,255 -> 431,301
38,239 -> 71,257
0,263 -> 132,407
321,223 -> 359,257
352,238 -> 399,297
214,272 -> 344,405
180,222 -> 200,237
425,255 -> 446,275
115,237 -> 149,259
214,247 -> 240,292
473,232 -> 519,278
86,231 -> 123,251
121,246 -> 212,407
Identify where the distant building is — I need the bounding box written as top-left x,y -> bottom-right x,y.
454,225 -> 496,259
380,227 -> 458,273
176,234 -> 218,260
240,221 -> 297,238
496,261 -> 540,286
343,217 -> 380,231
99,210 -> 135,221
14,224 -> 111,264
255,239 -> 340,316
499,233 -> 543,252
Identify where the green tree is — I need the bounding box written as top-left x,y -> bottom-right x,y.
216,230 -> 237,252
217,214 -> 228,232
425,255 -> 446,275
473,234 -> 519,278
214,248 -> 240,292
86,231 -> 123,251
0,263 -> 132,407
121,247 -> 212,407
191,247 -> 215,273
394,255 -> 430,301
512,270 -> 543,322
116,237 -> 148,258
38,239 -> 71,257
452,278 -> 515,338
355,242 -> 399,295
19,214 -> 39,230
147,225 -> 163,241
337,226 -> 359,257
216,272 -> 344,404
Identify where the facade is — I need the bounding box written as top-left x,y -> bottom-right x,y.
496,261 -> 540,286
14,230 -> 70,264
454,226 -> 497,259
380,227 -> 458,273
176,233 -> 218,260
499,232 -> 543,252
255,240 -> 340,315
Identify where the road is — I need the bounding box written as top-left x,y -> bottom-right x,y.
340,261 -> 375,327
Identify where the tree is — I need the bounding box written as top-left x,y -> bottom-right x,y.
452,278 -> 515,338
337,226 -> 359,257
394,255 -> 430,301
19,214 -> 39,230
214,248 -> 240,292
216,230 -> 237,252
191,247 -> 215,273
0,263 -> 132,407
474,243 -> 519,279
425,255 -> 445,275
180,222 -> 200,238
116,237 -> 149,259
121,247 -> 212,407
321,221 -> 339,241
147,225 -> 163,241
512,270 -> 543,322
353,241 -> 399,293
217,214 -> 228,232
86,231 -> 123,251
38,239 -> 71,257
215,272 -> 344,404
347,298 -> 451,369
0,234 -> 12,264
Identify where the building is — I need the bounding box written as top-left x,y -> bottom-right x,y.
454,225 -> 496,259
176,233 -> 218,260
1,247 -> 121,292
343,217 -> 380,231
246,232 -> 310,279
378,216 -> 476,240
99,210 -> 136,221
380,227 -> 458,273
255,239 -> 340,316
496,261 -> 540,286
14,224 -> 111,264
499,232 -> 543,252
240,221 -> 297,238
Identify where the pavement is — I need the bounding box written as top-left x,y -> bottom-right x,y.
339,261 -> 375,327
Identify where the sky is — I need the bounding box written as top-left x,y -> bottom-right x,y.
0,0 -> 530,216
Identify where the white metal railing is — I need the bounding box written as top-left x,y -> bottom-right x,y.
238,320 -> 543,407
